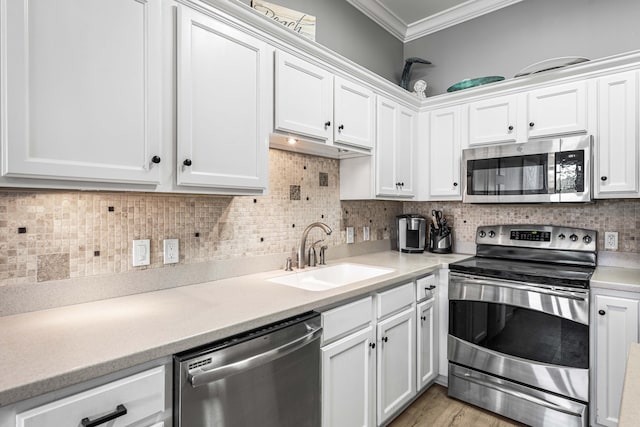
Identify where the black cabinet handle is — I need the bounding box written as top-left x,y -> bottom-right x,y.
151,156 -> 161,164
453,182 -> 458,187
369,342 -> 376,349
421,316 -> 426,321
426,285 -> 436,291
183,159 -> 192,167
324,121 -> 331,128
601,176 -> 608,181
400,182 -> 404,186
81,404 -> 127,427
508,125 -> 514,131
382,337 -> 388,343
598,310 -> 606,316
529,122 -> 535,127
338,124 -> 344,132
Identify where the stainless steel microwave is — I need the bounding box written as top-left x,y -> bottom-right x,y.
462,135 -> 592,203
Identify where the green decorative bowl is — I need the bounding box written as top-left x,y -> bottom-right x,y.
447,76 -> 505,92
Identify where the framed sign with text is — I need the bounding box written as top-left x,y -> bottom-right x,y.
251,0 -> 316,41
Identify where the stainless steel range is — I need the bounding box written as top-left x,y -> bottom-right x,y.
448,224 -> 597,427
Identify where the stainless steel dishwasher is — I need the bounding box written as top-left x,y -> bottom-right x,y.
174,312 -> 322,427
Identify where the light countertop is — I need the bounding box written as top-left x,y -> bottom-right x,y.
619,343 -> 640,426
591,266 -> 640,292
0,251 -> 468,407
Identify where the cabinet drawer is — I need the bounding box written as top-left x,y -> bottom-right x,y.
416,274 -> 437,302
322,296 -> 373,345
16,366 -> 165,427
376,282 -> 414,319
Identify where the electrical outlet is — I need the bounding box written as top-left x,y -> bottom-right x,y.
363,226 -> 370,241
132,239 -> 150,267
346,227 -> 355,244
604,232 -> 619,251
163,239 -> 179,264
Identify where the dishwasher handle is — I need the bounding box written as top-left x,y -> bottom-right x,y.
189,324 -> 322,388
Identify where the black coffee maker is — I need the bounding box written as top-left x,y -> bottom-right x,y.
429,210 -> 452,254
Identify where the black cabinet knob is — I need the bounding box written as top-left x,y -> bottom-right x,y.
400,182 -> 404,186
183,159 -> 192,167
598,310 -> 606,316
369,342 -> 376,349
508,125 -> 514,131
151,156 -> 161,164
324,121 -> 331,128
453,182 -> 458,187
601,176 -> 608,181
421,316 -> 426,321
382,337 -> 388,343
529,122 -> 535,127
338,124 -> 344,132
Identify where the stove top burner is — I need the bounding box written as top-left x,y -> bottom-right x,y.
449,257 -> 594,289
450,224 -> 598,289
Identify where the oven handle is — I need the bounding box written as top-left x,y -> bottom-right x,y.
188,326 -> 322,388
451,370 -> 584,418
450,273 -> 587,301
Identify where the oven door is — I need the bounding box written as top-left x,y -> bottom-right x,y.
448,272 -> 589,402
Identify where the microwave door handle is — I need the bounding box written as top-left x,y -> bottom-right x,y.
548,152 -> 557,194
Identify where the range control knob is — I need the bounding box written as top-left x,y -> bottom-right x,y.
583,235 -> 593,244
558,233 -> 566,240
488,230 -> 496,238
570,234 -> 578,242
479,231 -> 486,238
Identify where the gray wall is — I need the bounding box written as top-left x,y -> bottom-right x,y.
238,0 -> 404,83
405,0 -> 640,96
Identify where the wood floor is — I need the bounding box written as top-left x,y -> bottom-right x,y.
388,384 -> 526,427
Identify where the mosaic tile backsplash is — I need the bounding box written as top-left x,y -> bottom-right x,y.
0,148 -> 638,286
0,150 -> 401,286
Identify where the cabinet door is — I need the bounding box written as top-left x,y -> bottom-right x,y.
594,294 -> 639,427
377,309 -> 416,424
376,97 -> 399,196
176,7 -> 270,190
595,71 -> 639,197
396,106 -> 416,197
468,95 -> 517,145
527,81 -> 588,138
417,298 -> 436,391
275,51 -> 333,140
334,77 -> 375,150
429,106 -> 462,198
1,0 -> 162,184
322,326 -> 376,427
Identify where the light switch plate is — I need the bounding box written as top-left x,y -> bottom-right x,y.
346,227 -> 355,244
132,239 -> 150,267
163,239 -> 179,264
363,226 -> 370,241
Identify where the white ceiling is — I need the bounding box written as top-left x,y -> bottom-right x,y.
345,0 -> 525,42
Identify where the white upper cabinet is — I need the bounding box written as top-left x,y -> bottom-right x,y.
376,97 -> 416,198
274,51 -> 333,141
428,106 -> 462,199
468,95 -> 518,145
527,81 -> 588,138
333,77 -> 375,151
176,6 -> 270,191
1,0 -> 162,184
595,70 -> 639,198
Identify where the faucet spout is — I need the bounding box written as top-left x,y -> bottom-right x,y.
297,222 -> 332,269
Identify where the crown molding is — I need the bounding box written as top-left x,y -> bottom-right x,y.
346,0 -> 524,43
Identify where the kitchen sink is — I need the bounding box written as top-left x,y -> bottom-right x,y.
268,263 -> 395,292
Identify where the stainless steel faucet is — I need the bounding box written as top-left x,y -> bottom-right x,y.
297,222 -> 332,269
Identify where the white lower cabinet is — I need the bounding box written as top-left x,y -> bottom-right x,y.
322,326 -> 376,427
13,366 -> 167,427
377,308 -> 416,424
592,291 -> 640,427
416,298 -> 436,390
